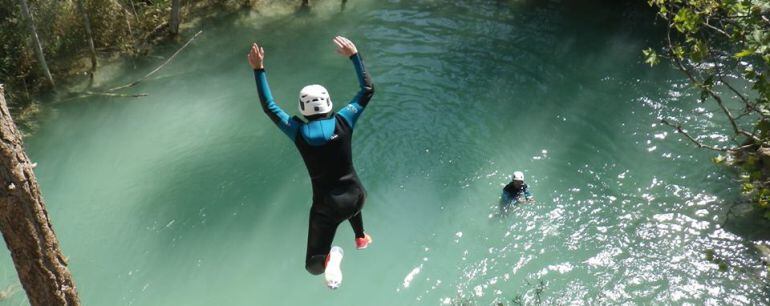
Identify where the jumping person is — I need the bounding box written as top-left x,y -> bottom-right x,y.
500,171 -> 533,213
247,36 -> 374,289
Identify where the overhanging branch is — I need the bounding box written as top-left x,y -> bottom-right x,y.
660,118 -> 732,152
666,26 -> 761,144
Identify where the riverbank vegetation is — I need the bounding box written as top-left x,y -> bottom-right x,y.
0,0 -> 259,131
644,0 -> 770,218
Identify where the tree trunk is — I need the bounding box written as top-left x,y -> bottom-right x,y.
0,85 -> 80,305
169,0 -> 181,35
17,0 -> 55,87
75,0 -> 97,74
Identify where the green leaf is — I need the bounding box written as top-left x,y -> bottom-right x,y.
643,48 -> 660,66
672,45 -> 686,59
745,66 -> 757,78
718,262 -> 728,272
699,88 -> 710,102
741,172 -> 751,181
751,170 -> 763,181
686,37 -> 709,61
713,154 -> 726,164
673,8 -> 700,33
736,49 -> 755,58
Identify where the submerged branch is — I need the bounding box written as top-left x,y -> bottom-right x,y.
65,31 -> 203,99
79,91 -> 147,98
107,30 -> 203,92
57,31 -> 202,101
54,90 -> 148,103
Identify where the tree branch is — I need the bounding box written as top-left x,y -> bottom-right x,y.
718,77 -> 749,103
660,118 -> 757,152
718,75 -> 768,120
735,108 -> 754,120
702,20 -> 731,38
666,26 -> 761,144
660,118 -> 731,152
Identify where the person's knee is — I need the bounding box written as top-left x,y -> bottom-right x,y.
306,256 -> 325,275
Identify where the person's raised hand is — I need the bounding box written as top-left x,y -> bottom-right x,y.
333,36 -> 358,57
247,43 -> 265,70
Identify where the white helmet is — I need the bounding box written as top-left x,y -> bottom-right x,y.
513,171 -> 524,181
298,84 -> 333,117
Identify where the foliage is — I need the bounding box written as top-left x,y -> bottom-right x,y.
704,249 -> 730,272
645,0 -> 770,218
0,0 -> 251,129
1,0 -> 133,104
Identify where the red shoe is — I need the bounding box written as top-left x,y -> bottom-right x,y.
355,233 -> 373,250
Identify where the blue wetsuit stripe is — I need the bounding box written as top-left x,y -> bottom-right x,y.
254,69 -> 298,139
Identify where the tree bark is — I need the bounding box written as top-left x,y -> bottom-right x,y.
17,0 -> 55,87
75,0 -> 98,74
169,0 -> 181,35
0,85 -> 80,305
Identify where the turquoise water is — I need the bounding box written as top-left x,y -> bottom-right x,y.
2,0 -> 769,305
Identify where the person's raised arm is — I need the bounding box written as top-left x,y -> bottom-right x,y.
334,36 -> 375,129
248,42 -> 298,139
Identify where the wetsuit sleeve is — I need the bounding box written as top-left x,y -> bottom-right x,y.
523,186 -> 533,200
500,191 -> 514,205
254,69 -> 299,139
338,53 -> 375,129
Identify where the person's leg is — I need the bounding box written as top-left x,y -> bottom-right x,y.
499,200 -> 510,215
305,209 -> 339,275
348,192 -> 372,249
348,212 -> 365,239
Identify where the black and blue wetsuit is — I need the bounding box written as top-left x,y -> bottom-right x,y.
500,182 -> 532,210
254,53 -> 374,275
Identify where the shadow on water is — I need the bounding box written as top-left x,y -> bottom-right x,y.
137,141 -> 297,240
721,200 -> 770,241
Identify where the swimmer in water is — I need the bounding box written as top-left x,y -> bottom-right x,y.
500,171 -> 533,213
